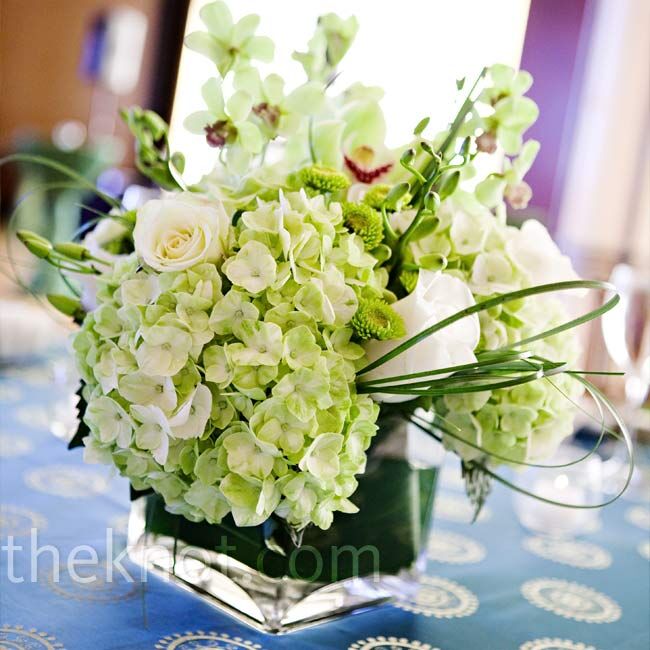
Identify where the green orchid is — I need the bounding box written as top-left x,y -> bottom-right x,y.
293,12 -> 359,82
184,78 -> 264,174
234,66 -> 325,138
470,64 -> 539,155
184,1 -> 274,76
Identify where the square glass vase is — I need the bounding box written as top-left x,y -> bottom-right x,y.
127,417 -> 441,634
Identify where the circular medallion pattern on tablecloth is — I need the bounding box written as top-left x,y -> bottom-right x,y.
394,575 -> 478,618
155,631 -> 263,649
427,529 -> 486,564
349,638 -> 437,650
44,562 -> 139,602
434,493 -> 492,523
521,578 -> 621,623
639,540 -> 650,560
520,639 -> 596,650
0,383 -> 23,402
0,624 -> 66,649
0,433 -> 34,458
24,465 -> 110,498
625,505 -> 650,530
522,536 -> 611,569
0,504 -> 47,537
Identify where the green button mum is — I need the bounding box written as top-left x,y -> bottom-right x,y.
351,297 -> 405,341
342,202 -> 384,250
298,164 -> 350,193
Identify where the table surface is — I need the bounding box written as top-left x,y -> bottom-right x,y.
1,351 -> 649,650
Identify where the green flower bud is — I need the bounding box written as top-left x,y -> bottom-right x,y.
22,238 -> 52,259
400,148 -> 416,166
53,242 -> 91,261
17,229 -> 50,247
420,141 -> 435,156
424,191 -> 440,213
342,202 -> 384,249
17,230 -> 52,258
299,165 -> 350,193
47,294 -> 85,320
438,170 -> 460,200
351,297 -> 405,341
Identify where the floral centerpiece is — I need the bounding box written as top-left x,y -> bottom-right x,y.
10,1 -> 630,634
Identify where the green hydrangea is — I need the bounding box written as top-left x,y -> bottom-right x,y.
397,189 -> 583,465
74,191 -> 383,530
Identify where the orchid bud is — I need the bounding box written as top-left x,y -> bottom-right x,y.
438,171 -> 460,200
400,148 -> 416,167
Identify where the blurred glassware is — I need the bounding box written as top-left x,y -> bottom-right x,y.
513,444 -> 603,537
601,263 -> 650,498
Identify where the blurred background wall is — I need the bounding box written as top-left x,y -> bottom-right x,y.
0,0 -> 162,162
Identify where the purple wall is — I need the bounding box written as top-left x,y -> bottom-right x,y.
520,0 -> 591,232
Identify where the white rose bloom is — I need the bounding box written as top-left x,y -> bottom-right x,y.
364,270 -> 480,403
506,220 -> 581,287
133,193 -> 230,272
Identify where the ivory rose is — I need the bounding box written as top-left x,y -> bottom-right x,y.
134,193 -> 230,272
364,270 -> 480,403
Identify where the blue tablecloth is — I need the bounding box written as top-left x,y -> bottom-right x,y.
1,352 -> 649,650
